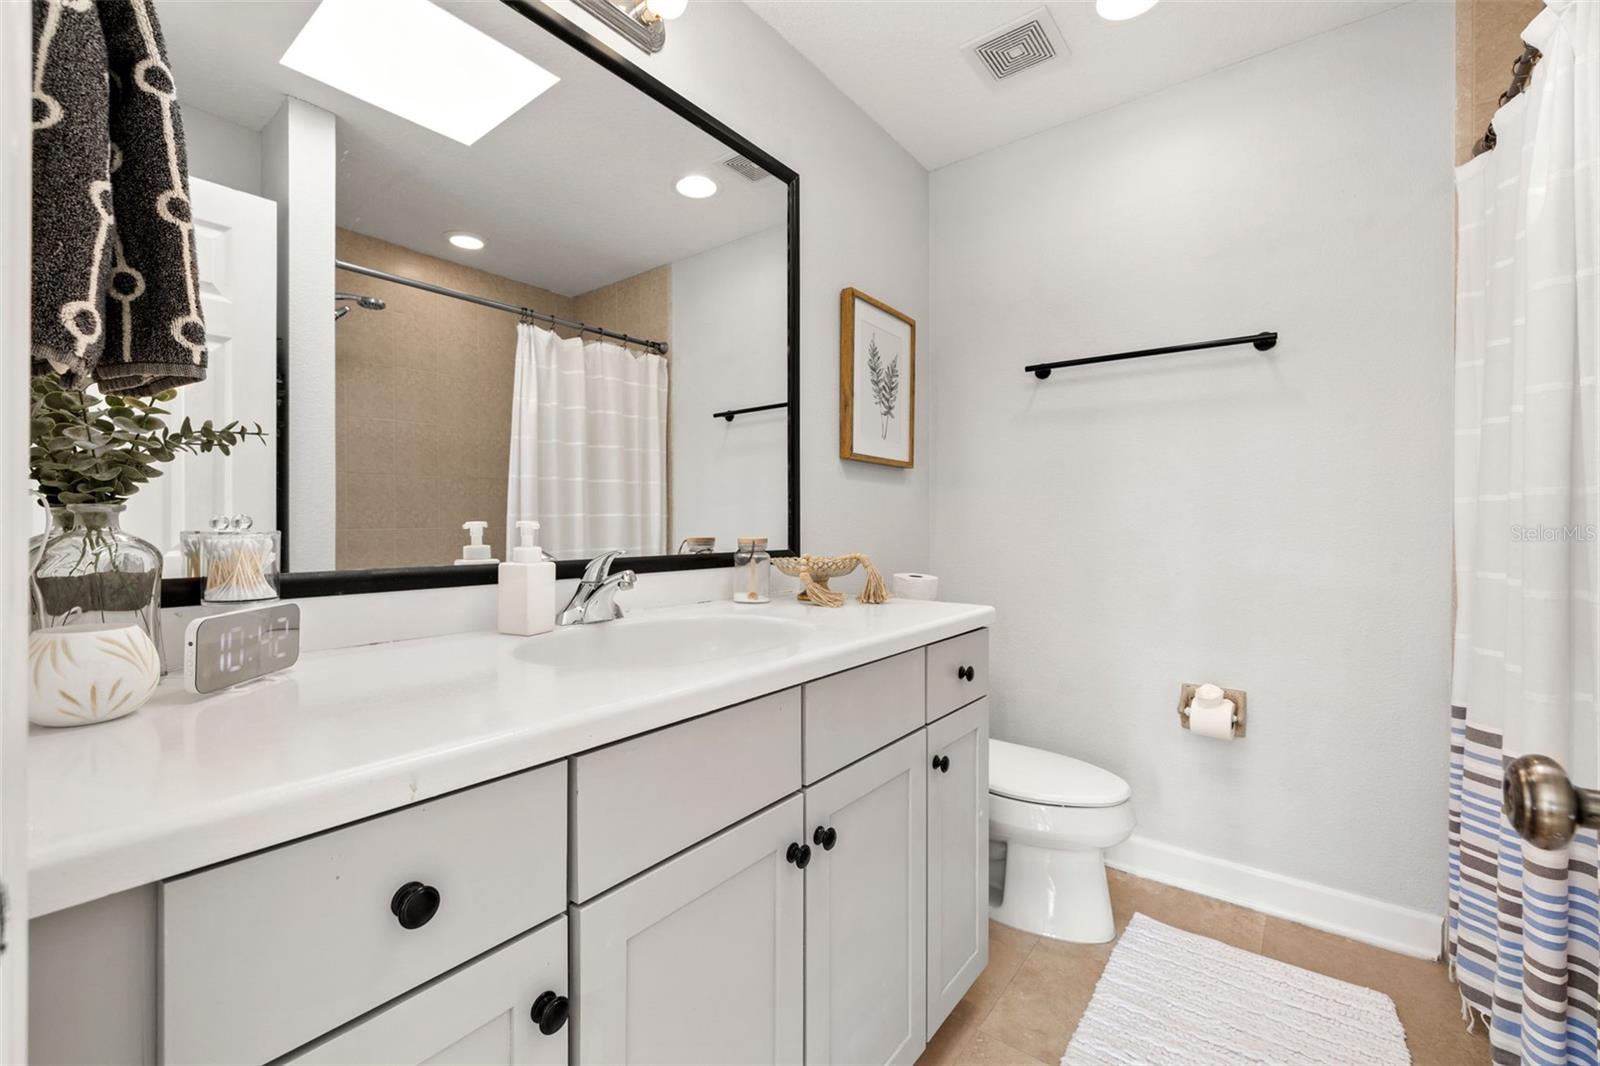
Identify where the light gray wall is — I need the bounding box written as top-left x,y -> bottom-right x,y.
550,0 -> 931,579
928,2 -> 1455,912
670,226 -> 788,552
182,105 -> 261,196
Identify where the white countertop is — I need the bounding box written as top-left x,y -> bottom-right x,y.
28,597 -> 993,917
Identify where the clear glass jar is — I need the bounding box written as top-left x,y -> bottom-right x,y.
198,515 -> 280,604
201,529 -> 281,604
732,537 -> 771,604
29,504 -> 165,670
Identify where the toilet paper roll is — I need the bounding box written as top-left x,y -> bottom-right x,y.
892,573 -> 939,601
1188,700 -> 1236,740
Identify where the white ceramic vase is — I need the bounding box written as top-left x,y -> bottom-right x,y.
28,622 -> 162,728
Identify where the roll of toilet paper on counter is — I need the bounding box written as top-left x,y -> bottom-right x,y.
892,573 -> 939,601
1186,684 -> 1236,740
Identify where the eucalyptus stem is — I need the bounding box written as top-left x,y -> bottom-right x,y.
30,372 -> 268,509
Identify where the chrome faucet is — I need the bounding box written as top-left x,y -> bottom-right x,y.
557,550 -> 636,626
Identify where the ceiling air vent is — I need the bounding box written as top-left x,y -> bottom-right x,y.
721,154 -> 770,182
966,8 -> 1068,83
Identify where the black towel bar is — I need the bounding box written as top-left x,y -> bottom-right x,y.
1025,332 -> 1278,379
713,402 -> 788,422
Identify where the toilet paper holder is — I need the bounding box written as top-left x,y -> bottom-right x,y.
1177,682 -> 1247,738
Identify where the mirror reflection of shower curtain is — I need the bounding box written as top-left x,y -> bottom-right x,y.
507,322 -> 668,560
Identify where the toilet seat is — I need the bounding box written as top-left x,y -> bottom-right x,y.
989,739 -> 1131,808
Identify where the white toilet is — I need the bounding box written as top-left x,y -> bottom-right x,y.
988,739 -> 1134,943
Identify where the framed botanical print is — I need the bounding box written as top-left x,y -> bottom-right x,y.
840,288 -> 916,468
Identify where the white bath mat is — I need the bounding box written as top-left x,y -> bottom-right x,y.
1062,914 -> 1410,1066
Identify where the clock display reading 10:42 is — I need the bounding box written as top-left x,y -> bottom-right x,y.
185,603 -> 302,696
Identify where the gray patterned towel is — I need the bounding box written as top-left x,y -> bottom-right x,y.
31,0 -> 207,396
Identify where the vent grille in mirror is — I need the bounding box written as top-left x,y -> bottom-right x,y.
721,155 -> 770,182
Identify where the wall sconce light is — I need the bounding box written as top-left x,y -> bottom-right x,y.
570,0 -> 685,54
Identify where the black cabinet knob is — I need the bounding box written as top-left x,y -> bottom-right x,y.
813,825 -> 838,850
933,755 -> 950,773
530,990 -> 569,1035
958,665 -> 975,682
390,881 -> 441,930
786,842 -> 812,869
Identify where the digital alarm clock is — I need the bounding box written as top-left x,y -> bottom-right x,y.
183,603 -> 302,695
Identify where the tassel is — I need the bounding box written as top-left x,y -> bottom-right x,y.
800,571 -> 845,608
858,556 -> 888,604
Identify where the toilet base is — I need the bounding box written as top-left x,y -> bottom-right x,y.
990,841 -> 1115,943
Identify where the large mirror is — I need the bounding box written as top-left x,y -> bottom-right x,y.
141,0 -> 794,595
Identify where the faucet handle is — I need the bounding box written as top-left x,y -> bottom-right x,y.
582,549 -> 625,583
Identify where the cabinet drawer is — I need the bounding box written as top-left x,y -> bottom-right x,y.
283,916 -> 570,1066
161,763 -> 567,1066
570,688 -> 801,902
926,629 -> 988,723
803,650 -> 925,785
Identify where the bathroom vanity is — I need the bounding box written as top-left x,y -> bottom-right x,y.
27,599 -> 993,1065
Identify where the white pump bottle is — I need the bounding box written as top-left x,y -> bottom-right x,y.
498,520 -> 556,636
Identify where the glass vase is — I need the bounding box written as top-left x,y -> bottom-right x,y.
29,504 -> 165,672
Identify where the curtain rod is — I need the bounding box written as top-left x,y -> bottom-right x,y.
1473,42 -> 1540,158
335,259 -> 669,354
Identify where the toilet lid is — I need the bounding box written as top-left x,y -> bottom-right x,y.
989,739 -> 1131,808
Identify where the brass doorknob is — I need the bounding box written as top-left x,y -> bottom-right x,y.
1503,755 -> 1600,849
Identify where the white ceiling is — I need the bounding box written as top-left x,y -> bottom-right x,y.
745,0 -> 1408,170
158,1 -> 786,296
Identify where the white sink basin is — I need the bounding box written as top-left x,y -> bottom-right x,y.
513,613 -> 813,670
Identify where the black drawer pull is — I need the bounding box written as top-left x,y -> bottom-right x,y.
786,842 -> 812,869
390,881 -> 440,930
813,825 -> 838,850
958,665 -> 975,682
933,755 -> 950,773
531,990 -> 569,1035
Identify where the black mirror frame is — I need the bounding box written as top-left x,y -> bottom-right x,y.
161,0 -> 800,606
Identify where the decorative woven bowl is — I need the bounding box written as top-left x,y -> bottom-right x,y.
771,553 -> 888,608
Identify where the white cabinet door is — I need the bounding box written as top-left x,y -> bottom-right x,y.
285,917 -> 568,1066
120,176 -> 276,571
926,698 -> 989,1037
0,8 -> 30,1056
804,732 -> 927,1066
572,795 -> 805,1065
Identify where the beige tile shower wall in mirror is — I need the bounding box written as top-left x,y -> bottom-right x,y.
148,0 -> 789,573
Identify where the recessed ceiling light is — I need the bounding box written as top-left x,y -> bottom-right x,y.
1095,0 -> 1159,20
280,0 -> 560,146
447,232 -> 486,251
675,175 -> 717,199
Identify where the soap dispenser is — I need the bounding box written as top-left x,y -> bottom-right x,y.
454,521 -> 498,566
499,520 -> 555,636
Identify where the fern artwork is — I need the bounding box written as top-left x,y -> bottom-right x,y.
841,288 -> 915,468
866,333 -> 900,439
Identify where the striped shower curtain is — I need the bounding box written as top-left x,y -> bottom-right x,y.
506,322 -> 668,561
1448,2 -> 1600,1063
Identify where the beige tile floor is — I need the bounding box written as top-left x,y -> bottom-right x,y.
918,870 -> 1489,1066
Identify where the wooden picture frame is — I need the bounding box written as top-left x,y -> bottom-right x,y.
840,288 -> 916,468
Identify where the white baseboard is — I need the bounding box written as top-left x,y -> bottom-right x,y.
1105,834 -> 1443,961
